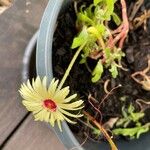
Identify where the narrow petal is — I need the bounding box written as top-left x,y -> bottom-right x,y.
54,111 -> 64,131
32,76 -> 49,98
59,108 -> 83,118
32,108 -> 43,115
53,86 -> 70,103
61,113 -> 77,124
44,111 -> 50,122
57,120 -> 62,131
59,100 -> 84,109
27,80 -> 34,91
64,94 -> 77,103
22,100 -> 41,107
42,76 -> 47,88
59,105 -> 84,111
22,100 -> 42,112
19,84 -> 42,101
48,79 -> 59,97
34,109 -> 48,121
49,113 -> 56,127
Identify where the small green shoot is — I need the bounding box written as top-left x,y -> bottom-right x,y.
72,0 -> 129,82
116,104 -> 145,128
113,123 -> 150,139
112,104 -> 150,139
92,60 -> 103,82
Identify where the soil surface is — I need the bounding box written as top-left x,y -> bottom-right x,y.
52,0 -> 150,141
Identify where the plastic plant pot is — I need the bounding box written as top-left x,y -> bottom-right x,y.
36,0 -> 150,150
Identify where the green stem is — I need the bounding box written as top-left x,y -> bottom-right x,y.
58,42 -> 86,90
97,35 -> 105,50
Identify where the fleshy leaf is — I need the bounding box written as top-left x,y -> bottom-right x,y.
104,0 -> 115,21
92,60 -> 103,82
71,27 -> 88,49
94,0 -> 102,6
112,12 -> 121,26
113,124 -> 150,139
77,12 -> 94,25
109,63 -> 118,78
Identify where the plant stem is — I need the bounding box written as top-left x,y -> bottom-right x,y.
83,111 -> 118,150
97,36 -> 105,50
58,42 -> 86,90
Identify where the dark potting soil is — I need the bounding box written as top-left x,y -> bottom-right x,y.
52,0 -> 150,141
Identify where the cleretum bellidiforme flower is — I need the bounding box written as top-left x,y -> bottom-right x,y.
19,76 -> 84,131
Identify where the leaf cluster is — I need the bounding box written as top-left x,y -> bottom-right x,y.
116,104 -> 145,128
113,123 -> 150,139
71,0 -> 124,82
112,104 -> 150,139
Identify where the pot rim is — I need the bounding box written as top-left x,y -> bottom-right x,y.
35,0 -> 150,150
36,0 -> 83,149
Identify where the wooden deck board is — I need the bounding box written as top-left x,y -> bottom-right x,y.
0,0 -> 48,146
3,115 -> 65,150
0,0 -> 66,149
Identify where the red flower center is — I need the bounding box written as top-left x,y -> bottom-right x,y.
43,99 -> 57,112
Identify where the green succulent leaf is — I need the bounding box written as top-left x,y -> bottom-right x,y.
87,26 -> 100,38
104,47 -> 111,59
128,104 -> 145,122
95,24 -> 106,35
71,27 -> 88,49
113,124 -> 150,139
73,0 -> 125,82
109,63 -> 118,78
122,106 -> 128,118
112,12 -> 121,25
94,7 -> 105,21
116,118 -> 130,128
104,0 -> 115,21
86,4 -> 94,18
128,104 -> 135,113
92,60 -> 103,83
116,104 -> 145,128
79,54 -> 87,64
77,12 -> 94,25
131,112 -> 145,122
93,0 -> 102,6
93,127 -> 101,136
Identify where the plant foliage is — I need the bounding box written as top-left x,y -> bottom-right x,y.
71,0 -> 125,82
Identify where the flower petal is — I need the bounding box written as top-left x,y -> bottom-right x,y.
64,94 -> 77,103
53,86 -> 70,103
59,105 -> 84,111
32,76 -> 49,98
48,79 -> 59,97
59,100 -> 84,109
19,84 -> 42,101
19,76 -> 85,132
49,113 -> 56,127
34,109 -> 48,121
61,113 -> 76,124
22,100 -> 42,112
57,120 -> 62,131
59,108 -> 83,118
54,111 -> 65,131
42,76 -> 47,88
43,110 -> 50,122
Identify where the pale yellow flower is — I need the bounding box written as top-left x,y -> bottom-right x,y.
19,76 -> 84,131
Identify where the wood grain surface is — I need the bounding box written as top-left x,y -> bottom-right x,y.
3,115 -> 65,150
0,0 -> 65,149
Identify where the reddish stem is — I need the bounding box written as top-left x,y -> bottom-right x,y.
108,0 -> 129,49
83,111 -> 118,150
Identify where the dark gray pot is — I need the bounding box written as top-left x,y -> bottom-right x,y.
36,0 -> 150,150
